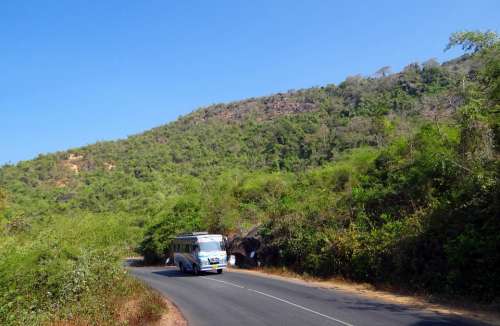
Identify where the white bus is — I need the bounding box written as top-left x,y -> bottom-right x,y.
172,232 -> 227,275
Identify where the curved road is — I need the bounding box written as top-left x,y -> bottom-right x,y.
128,264 -> 487,326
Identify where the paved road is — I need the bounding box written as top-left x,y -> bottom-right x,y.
128,264 -> 487,326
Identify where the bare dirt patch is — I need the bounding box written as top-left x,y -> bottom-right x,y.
116,285 -> 186,326
61,154 -> 83,174
156,297 -> 187,326
117,296 -> 186,326
230,267 -> 500,325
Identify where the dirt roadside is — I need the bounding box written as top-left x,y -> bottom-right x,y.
156,297 -> 188,326
229,267 -> 500,326
124,258 -> 187,326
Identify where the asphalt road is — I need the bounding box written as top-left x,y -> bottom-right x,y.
128,264 -> 487,326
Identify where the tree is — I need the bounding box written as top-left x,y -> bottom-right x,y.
0,188 -> 6,212
375,66 -> 392,78
458,103 -> 494,163
422,58 -> 439,69
445,30 -> 499,53
481,41 -> 500,103
445,30 -> 500,155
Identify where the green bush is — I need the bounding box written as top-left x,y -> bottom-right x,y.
0,214 -> 138,325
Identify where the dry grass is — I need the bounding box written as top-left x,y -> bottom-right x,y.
117,284 -> 187,326
48,276 -> 186,326
118,289 -> 166,326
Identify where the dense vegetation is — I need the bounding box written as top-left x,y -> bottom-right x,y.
1,31 -> 499,319
0,213 -> 167,325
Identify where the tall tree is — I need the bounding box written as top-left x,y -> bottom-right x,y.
375,66 -> 391,78
446,30 -> 499,161
445,30 -> 498,53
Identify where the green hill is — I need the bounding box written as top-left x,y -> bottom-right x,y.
0,54 -> 482,217
0,32 -> 499,324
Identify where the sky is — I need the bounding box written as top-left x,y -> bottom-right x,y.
1,0 -> 499,165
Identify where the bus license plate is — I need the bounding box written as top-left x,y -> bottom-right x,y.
212,264 -> 218,269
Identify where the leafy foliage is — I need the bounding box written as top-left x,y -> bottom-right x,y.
0,213 -> 144,325
446,30 -> 499,53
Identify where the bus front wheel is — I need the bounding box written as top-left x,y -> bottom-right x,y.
192,264 -> 200,275
217,269 -> 223,274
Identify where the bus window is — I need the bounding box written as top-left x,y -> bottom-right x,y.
199,241 -> 223,252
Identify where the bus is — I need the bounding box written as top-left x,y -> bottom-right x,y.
171,232 -> 227,275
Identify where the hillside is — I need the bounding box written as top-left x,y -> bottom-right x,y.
0,31 -> 499,324
0,54 -> 479,217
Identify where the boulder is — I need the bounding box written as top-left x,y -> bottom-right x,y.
227,226 -> 262,268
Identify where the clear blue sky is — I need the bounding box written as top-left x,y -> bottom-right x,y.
1,0 -> 499,165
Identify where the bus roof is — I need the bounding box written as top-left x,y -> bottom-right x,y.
179,232 -> 209,236
174,233 -> 223,242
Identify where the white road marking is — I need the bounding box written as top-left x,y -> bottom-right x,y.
200,276 -> 245,288
248,289 -> 355,326
202,277 -> 354,326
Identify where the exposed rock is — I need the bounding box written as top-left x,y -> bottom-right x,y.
227,226 -> 263,267
104,162 -> 116,170
193,92 -> 321,124
68,153 -> 84,161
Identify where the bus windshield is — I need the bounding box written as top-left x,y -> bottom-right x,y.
199,241 -> 223,252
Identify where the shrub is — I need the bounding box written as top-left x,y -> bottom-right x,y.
0,214 -> 141,325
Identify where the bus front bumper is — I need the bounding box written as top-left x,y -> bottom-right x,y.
201,264 -> 227,271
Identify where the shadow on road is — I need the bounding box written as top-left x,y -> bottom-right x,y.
125,258 -> 147,267
124,257 -> 170,267
342,299 -> 488,325
153,268 -> 221,278
409,318 -> 488,326
343,299 -> 487,326
344,299 -> 410,313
